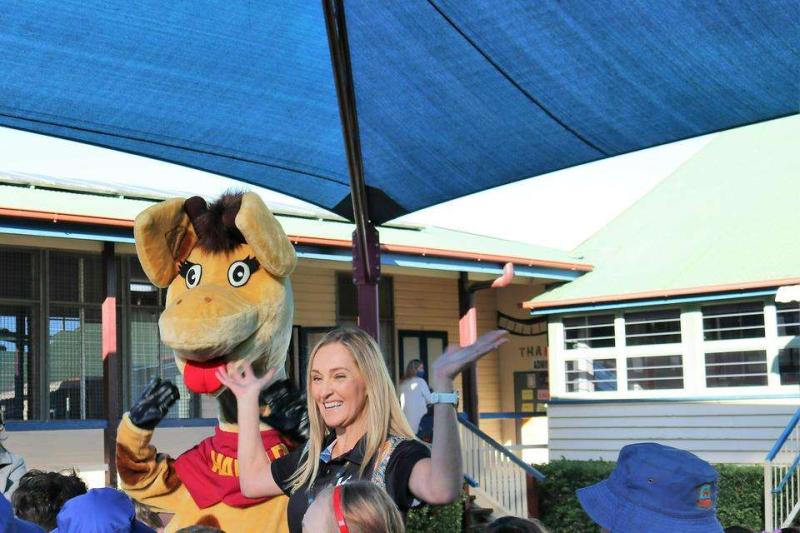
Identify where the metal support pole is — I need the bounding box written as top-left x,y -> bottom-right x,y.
459,272 -> 479,424
101,242 -> 121,487
352,224 -> 381,341
323,0 -> 381,340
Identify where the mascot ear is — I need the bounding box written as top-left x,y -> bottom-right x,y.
235,192 -> 297,278
134,197 -> 198,287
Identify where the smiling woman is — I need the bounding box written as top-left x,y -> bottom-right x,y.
218,326 -> 508,533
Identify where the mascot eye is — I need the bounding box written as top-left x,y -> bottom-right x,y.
185,265 -> 202,288
179,261 -> 202,289
227,257 -> 259,287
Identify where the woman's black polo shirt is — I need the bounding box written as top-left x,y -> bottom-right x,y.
271,433 -> 430,533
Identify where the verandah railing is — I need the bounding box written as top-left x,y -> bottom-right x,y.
765,407 -> 800,530
457,414 -> 545,518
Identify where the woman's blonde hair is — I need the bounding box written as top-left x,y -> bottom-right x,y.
288,327 -> 415,493
316,481 -> 405,533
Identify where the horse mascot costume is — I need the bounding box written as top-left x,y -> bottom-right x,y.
116,192 -> 306,532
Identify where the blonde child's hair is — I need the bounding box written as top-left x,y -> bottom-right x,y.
317,481 -> 405,533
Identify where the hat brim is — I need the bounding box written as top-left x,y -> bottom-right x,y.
577,479 -> 724,533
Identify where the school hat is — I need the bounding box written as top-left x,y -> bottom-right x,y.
577,442 -> 724,533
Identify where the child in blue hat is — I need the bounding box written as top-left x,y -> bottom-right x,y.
577,442 -> 724,533
51,488 -> 156,533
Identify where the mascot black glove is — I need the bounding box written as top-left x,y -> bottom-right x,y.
260,379 -> 309,445
129,377 -> 180,430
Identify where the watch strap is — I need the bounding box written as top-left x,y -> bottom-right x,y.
430,391 -> 459,405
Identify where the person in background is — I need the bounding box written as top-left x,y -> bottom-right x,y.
11,469 -> 87,531
397,359 -> 431,437
51,487 -> 155,532
0,410 -> 27,499
301,481 -> 404,533
577,442 -> 724,533
174,526 -> 225,533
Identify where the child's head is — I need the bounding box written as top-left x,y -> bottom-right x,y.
577,443 -> 723,533
51,488 -> 155,532
302,481 -> 404,533
486,516 -> 551,533
11,469 -> 87,530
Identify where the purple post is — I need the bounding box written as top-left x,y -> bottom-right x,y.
352,224 -> 381,342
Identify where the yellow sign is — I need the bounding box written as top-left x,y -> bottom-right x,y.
521,390 -> 534,400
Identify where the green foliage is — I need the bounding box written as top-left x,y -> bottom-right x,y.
533,460 -> 764,533
535,459 -> 613,533
406,492 -> 466,533
715,463 -> 763,530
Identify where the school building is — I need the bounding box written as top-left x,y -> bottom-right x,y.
0,172 -> 583,485
525,116 -> 800,465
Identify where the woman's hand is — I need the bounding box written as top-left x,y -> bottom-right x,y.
215,361 -> 276,402
430,330 -> 508,390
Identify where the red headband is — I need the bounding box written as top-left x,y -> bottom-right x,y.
332,485 -> 350,533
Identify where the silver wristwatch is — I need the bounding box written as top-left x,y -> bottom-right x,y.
430,391 -> 459,407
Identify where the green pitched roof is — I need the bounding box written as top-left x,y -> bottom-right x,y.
0,176 -> 585,268
527,115 -> 800,309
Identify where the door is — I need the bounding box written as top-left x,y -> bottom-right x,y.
398,330 -> 447,379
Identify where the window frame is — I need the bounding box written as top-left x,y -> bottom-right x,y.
551,297 -> 796,400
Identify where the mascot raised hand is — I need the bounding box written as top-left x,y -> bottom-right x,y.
116,192 -> 307,532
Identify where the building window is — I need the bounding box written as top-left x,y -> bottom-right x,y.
127,257 -> 198,419
336,273 -> 395,379
624,309 -> 681,346
778,348 -> 800,385
48,253 -> 106,419
702,302 -> 765,341
565,359 -> 617,392
0,249 -> 40,421
563,314 -> 615,349
0,304 -> 37,421
776,302 -> 800,337
626,355 -> 683,390
705,350 -> 768,387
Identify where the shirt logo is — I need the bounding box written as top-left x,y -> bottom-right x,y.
210,449 -> 239,477
209,444 -> 288,477
696,483 -> 713,508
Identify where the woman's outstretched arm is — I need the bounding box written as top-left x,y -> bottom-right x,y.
408,330 -> 509,504
216,362 -> 283,498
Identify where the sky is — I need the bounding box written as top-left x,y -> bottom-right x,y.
0,126 -> 713,251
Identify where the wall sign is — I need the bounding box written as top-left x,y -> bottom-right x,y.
497,311 -> 547,336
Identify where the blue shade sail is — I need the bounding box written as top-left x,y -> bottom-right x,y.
0,1 -> 797,223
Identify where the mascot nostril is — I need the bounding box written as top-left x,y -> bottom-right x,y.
116,191 -> 305,533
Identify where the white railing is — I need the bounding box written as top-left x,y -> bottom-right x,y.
457,415 -> 545,518
765,407 -> 800,530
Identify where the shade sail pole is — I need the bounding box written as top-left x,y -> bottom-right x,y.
101,242 -> 122,486
322,0 -> 380,341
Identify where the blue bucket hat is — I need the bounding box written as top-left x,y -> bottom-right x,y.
0,493 -> 44,532
577,443 -> 724,533
51,488 -> 155,533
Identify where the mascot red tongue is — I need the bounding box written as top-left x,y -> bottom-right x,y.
115,192 -> 297,533
183,360 -> 225,394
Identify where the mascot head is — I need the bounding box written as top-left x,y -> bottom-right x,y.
134,191 -> 296,422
